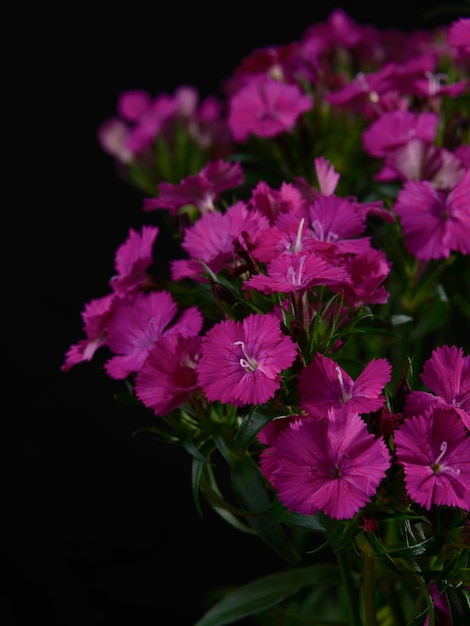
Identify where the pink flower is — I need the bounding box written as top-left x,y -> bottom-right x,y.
196,313 -> 298,406
262,407 -> 391,519
394,406 -> 470,510
404,345 -> 470,429
298,353 -> 391,418
144,159 -> 244,215
61,294 -> 116,371
331,247 -> 391,307
228,78 -> 313,142
243,251 -> 347,295
448,18 -> 470,62
362,110 -> 438,158
135,334 -> 201,416
171,201 -> 269,281
109,226 -> 159,296
104,291 -> 203,379
393,171 -> 470,259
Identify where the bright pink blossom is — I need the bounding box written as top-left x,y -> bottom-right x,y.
135,334 -> 201,416
243,251 -> 347,295
262,407 -> 391,519
393,171 -> 470,259
109,226 -> 159,295
394,406 -> 470,510
298,353 -> 391,418
171,201 -> 269,281
362,110 -> 438,158
228,78 -> 313,142
104,291 -> 203,379
144,159 -> 244,215
61,294 -> 116,371
196,313 -> 298,406
404,345 -> 470,429
331,247 -> 391,307
448,18 -> 470,61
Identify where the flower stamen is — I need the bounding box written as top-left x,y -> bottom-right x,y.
233,340 -> 258,372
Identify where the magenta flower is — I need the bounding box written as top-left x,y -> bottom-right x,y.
404,345 -> 470,429
109,226 -> 159,295
394,406 -> 470,510
448,18 -> 470,62
262,407 -> 391,519
144,159 -> 244,215
104,291 -> 203,379
243,252 -> 347,295
362,110 -> 438,158
393,171 -> 470,259
170,201 -> 269,281
135,334 -> 202,416
298,353 -> 391,418
331,247 -> 391,307
196,313 -> 298,406
61,293 -> 117,371
228,78 -> 313,142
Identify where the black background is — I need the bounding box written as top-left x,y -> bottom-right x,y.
4,3 -> 467,624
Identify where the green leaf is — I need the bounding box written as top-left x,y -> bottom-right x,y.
231,460 -> 300,564
273,500 -> 328,533
446,585 -> 470,626
235,409 -> 275,453
388,534 -> 444,558
194,564 -> 339,626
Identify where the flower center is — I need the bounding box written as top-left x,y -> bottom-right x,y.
233,341 -> 258,372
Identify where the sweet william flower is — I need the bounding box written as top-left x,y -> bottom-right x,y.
263,407 -> 391,519
393,170 -> 470,259
196,313 -> 298,406
135,334 -> 202,416
109,225 -> 159,296
404,345 -> 470,429
298,353 -> 392,418
143,159 -> 244,215
228,77 -> 313,142
394,406 -> 470,511
104,291 -> 203,379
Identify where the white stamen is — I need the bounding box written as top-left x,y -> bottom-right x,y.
336,366 -> 352,403
432,441 -> 461,475
292,218 -> 305,253
233,341 -> 258,372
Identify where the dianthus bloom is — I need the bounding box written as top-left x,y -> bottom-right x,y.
262,407 -> 391,519
109,225 -> 159,295
228,78 -> 313,142
104,291 -> 203,379
196,313 -> 298,406
394,406 -> 470,511
404,345 -> 470,429
298,353 -> 391,417
393,171 -> 470,259
135,334 -> 202,416
144,159 -> 244,215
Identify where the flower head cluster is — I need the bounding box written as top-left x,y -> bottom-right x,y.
65,12 -> 470,624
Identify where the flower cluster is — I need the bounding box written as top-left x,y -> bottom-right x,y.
65,10 -> 470,626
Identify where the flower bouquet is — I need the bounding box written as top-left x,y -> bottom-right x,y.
63,9 -> 470,626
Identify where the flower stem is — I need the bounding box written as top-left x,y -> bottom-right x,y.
363,553 -> 377,626
337,550 -> 363,626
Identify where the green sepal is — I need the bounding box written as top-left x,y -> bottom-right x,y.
194,564 -> 340,626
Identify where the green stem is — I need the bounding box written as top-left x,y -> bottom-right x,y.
337,550 -> 363,626
363,554 -> 377,626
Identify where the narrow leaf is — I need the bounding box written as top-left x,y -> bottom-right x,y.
195,564 -> 339,626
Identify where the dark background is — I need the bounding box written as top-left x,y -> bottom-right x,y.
4,3 -> 467,624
